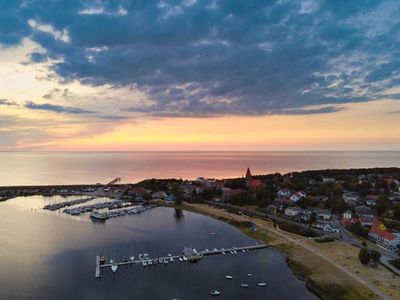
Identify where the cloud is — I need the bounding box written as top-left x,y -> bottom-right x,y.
0,99 -> 19,106
1,0 -> 400,117
24,101 -> 95,114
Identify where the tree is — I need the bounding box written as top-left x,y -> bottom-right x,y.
359,247 -> 370,265
309,212 -> 317,224
374,195 -> 390,216
370,250 -> 381,266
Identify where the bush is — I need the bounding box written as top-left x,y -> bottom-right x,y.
278,221 -> 320,238
359,247 -> 370,265
370,250 -> 381,264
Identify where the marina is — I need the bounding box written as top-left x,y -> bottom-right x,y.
95,244 -> 268,278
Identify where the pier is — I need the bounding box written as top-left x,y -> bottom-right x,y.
95,244 -> 267,278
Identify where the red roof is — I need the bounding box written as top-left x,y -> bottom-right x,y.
370,219 -> 396,240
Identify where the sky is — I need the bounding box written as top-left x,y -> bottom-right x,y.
0,0 -> 400,151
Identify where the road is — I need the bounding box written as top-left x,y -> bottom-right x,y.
243,215 -> 393,300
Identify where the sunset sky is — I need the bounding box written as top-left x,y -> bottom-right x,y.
1,0 -> 400,151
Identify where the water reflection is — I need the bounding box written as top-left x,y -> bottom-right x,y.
174,208 -> 184,220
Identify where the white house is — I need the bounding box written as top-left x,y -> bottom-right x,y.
152,191 -> 167,199
277,189 -> 292,198
322,177 -> 336,184
317,209 -> 331,221
284,207 -> 302,217
343,211 -> 352,220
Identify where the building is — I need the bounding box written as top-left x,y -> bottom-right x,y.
365,195 -> 379,207
317,209 -> 331,221
368,219 -> 400,252
322,177 -> 336,184
343,191 -> 360,206
245,168 -> 263,189
343,210 -> 352,220
284,206 -> 302,217
290,191 -> 306,203
355,205 -> 374,218
277,188 -> 292,198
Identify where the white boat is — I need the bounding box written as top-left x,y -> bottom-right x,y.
109,259 -> 114,264
258,283 -> 267,287
164,260 -> 168,264
111,264 -> 118,273
130,256 -> 135,262
139,254 -> 143,260
211,291 -> 221,296
225,275 -> 233,280
179,257 -> 183,262
142,261 -> 147,267
247,273 -> 253,277
183,256 -> 188,261
240,284 -> 249,288
148,260 -> 152,266
242,249 -> 245,253
168,254 -> 172,257
210,232 -> 216,235
222,252 -> 225,255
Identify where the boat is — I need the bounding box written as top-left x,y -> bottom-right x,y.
111,264 -> 118,273
247,273 -> 253,277
211,291 -> 221,296
109,259 -> 114,264
148,260 -> 152,266
100,256 -> 106,265
225,275 -> 233,280
130,256 -> 135,262
142,261 -> 147,267
210,232 -> 216,235
240,284 -> 249,288
164,260 -> 168,264
258,283 -> 267,287
179,257 -> 183,262
183,256 -> 188,261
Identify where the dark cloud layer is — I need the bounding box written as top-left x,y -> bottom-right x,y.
24,101 -> 95,114
1,0 -> 400,116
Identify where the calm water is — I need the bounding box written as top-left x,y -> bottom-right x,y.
0,196 -> 314,299
0,151 -> 399,186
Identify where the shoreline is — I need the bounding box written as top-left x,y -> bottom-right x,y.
164,202 -> 391,300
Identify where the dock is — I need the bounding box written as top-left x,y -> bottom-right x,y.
95,244 -> 267,278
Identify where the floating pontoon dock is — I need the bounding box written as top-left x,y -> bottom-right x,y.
95,244 -> 267,278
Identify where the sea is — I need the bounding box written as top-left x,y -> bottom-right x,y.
0,151 -> 399,186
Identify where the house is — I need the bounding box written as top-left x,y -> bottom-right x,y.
355,205 -> 374,218
322,224 -> 341,234
285,207 -> 302,217
317,209 -> 331,221
245,168 -> 264,189
343,191 -> 360,206
277,188 -> 292,198
365,195 -> 379,207
322,177 -> 336,184
299,209 -> 312,222
368,219 -> 400,252
343,210 -> 352,220
152,191 -> 167,199
290,191 -> 306,202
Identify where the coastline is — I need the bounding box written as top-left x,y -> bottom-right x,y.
162,201 -> 392,300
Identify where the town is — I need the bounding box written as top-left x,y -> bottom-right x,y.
1,167 -> 400,282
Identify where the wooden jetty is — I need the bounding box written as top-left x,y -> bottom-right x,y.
95,244 -> 267,278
